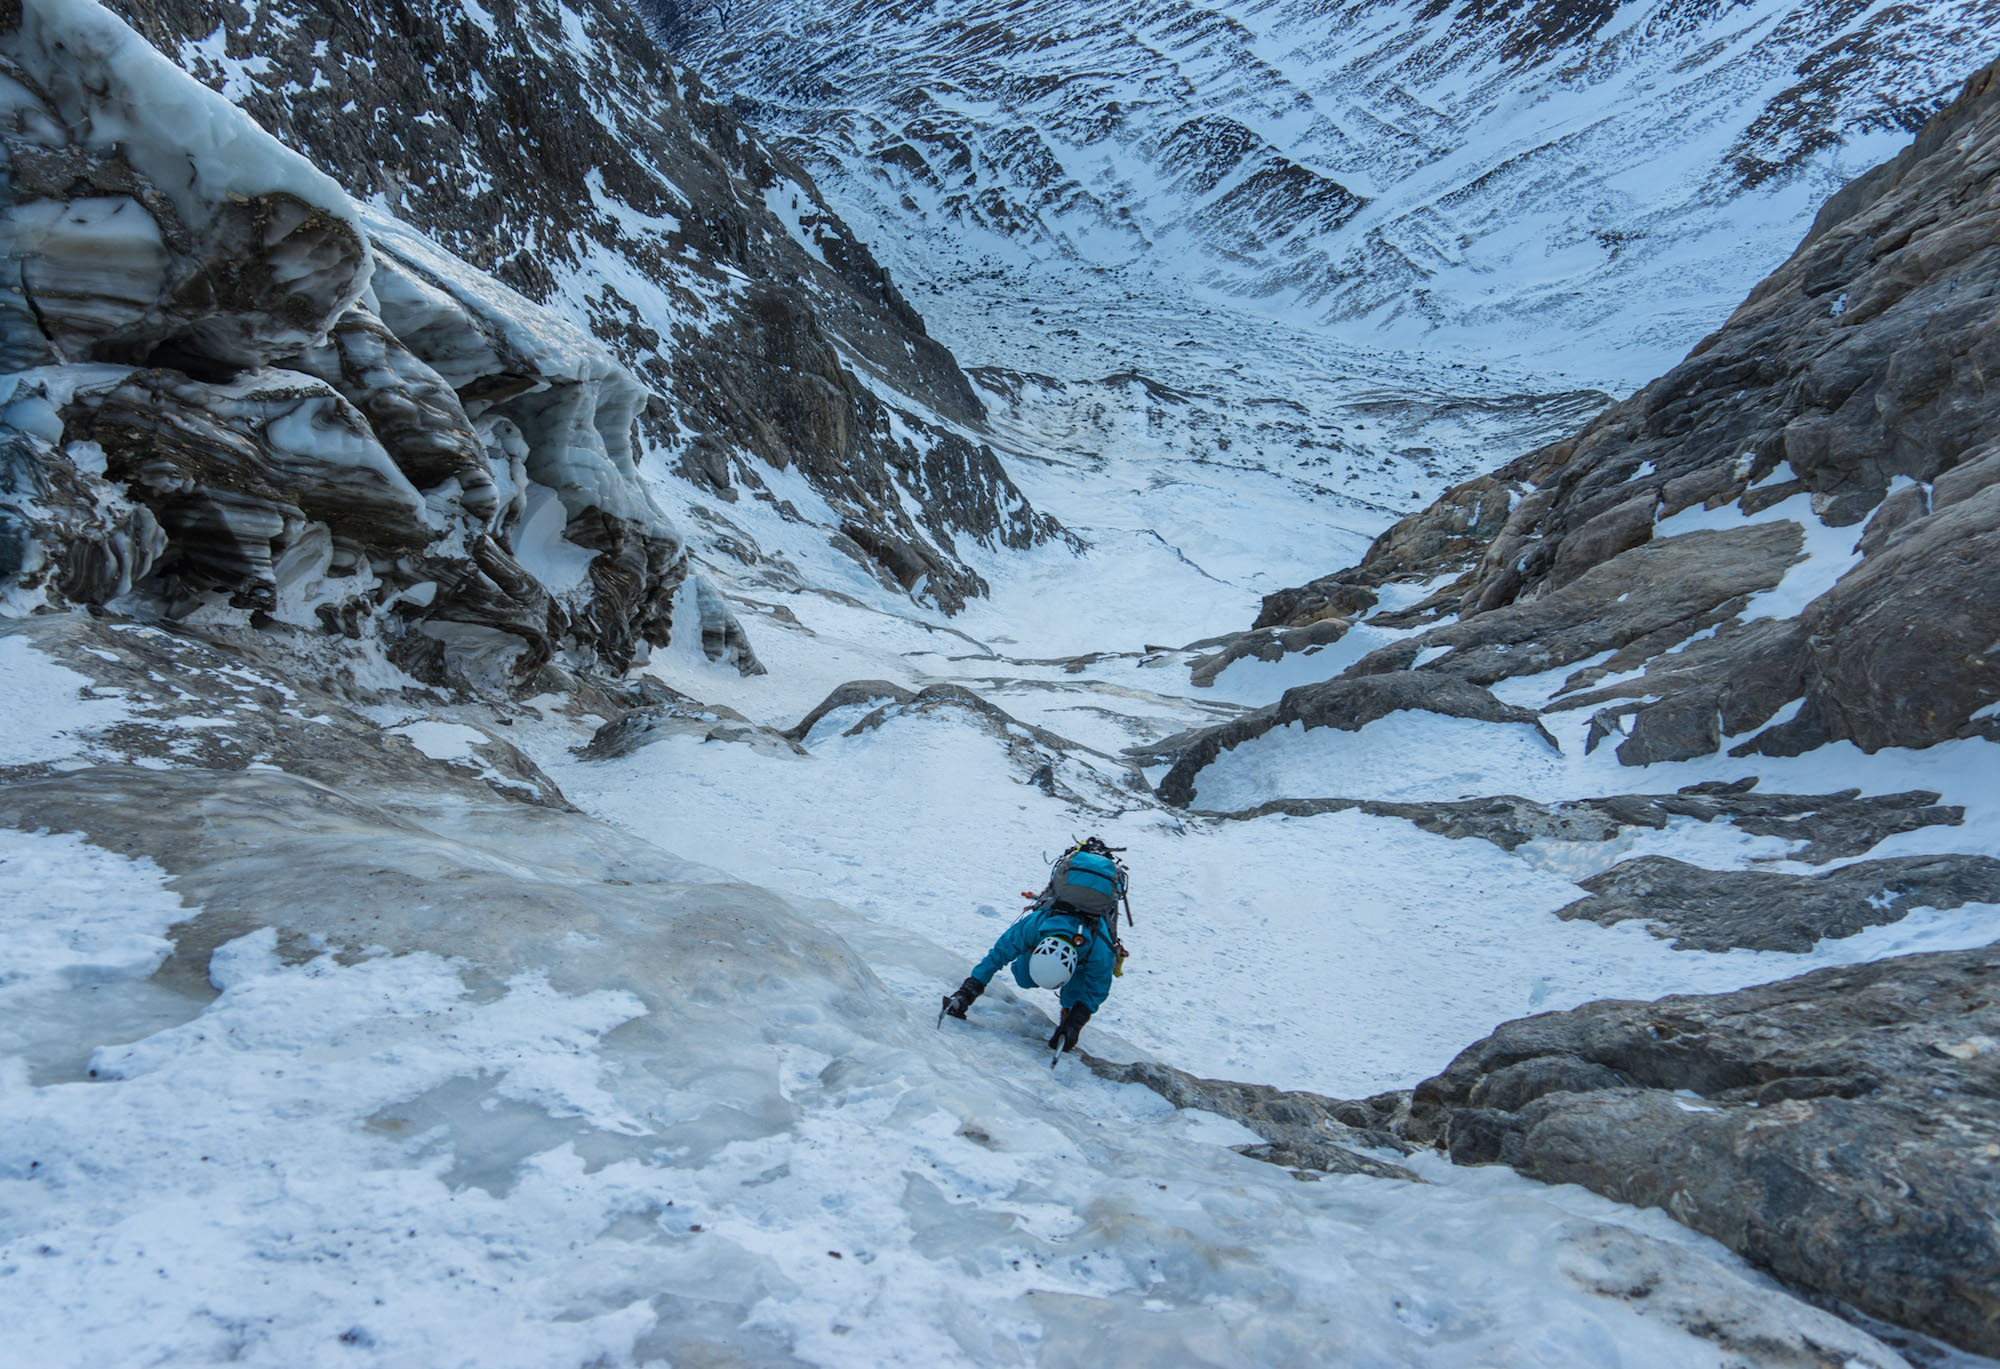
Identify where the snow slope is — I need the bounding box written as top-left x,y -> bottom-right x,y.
2,4 -> 1996,1365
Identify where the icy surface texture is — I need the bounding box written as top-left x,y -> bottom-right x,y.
1,0 -> 368,368
0,617 -> 1920,1369
0,0 -> 760,683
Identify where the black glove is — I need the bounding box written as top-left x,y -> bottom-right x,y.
1048,1003 -> 1091,1053
943,977 -> 985,1019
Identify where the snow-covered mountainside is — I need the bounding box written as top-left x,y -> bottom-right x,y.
684,0 -> 2000,385
4,1 -> 2000,1366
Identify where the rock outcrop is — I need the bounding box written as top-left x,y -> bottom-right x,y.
1085,1057 -> 1418,1182
1401,946 -> 2000,1358
1203,779 -> 1968,866
1149,671 -> 1555,809
788,679 -> 1153,813
1,0 -> 753,687
1238,56 -> 2000,762
102,0 -> 1061,614
1553,852 -> 2000,952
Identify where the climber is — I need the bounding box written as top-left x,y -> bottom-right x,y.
941,837 -> 1130,1057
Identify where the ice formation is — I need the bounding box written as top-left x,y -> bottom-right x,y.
0,0 -> 752,683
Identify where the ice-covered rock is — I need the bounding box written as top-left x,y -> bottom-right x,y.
291,305 -> 497,520
1,0 -> 368,369
104,0 -> 1063,616
0,613 -> 1922,1369
0,0 -> 761,684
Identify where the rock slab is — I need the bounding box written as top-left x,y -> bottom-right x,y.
1404,945 -> 2000,1357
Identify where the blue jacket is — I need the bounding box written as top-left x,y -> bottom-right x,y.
972,907 -> 1117,1013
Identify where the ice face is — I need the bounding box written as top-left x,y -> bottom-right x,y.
0,724 -> 1911,1369
363,212 -> 663,531
4,0 -> 371,365
0,0 -> 750,677
0,196 -> 174,369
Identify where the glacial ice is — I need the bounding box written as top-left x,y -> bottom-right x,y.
363,211 -> 662,530
0,196 -> 173,368
6,0 -> 371,365
0,0 -> 762,675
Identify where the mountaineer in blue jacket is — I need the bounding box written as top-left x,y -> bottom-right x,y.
941,837 -> 1130,1055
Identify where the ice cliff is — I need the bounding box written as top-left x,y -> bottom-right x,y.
105,0 -> 1062,615
0,0 -> 753,686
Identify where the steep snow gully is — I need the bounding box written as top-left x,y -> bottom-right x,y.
3,1 -> 2000,1367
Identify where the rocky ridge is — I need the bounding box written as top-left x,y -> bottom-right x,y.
1231,55 -> 2000,768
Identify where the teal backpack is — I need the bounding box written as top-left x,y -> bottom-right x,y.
1036,838 -> 1131,923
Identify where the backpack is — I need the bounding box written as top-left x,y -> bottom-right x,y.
1040,839 -> 1129,922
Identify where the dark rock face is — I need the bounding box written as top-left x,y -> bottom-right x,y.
1252,576 -> 1379,633
102,0 -> 1060,615
1084,1057 -> 1417,1182
1553,853 -> 2000,952
1402,946 -> 2000,1358
1348,522 -> 1805,686
1208,780 -> 1966,866
1246,57 -> 2000,761
1150,671 -> 1555,808
1774,478 -> 2000,753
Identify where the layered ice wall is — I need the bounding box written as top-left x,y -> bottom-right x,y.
0,0 -> 760,685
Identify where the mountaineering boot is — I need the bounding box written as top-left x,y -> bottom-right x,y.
941,976 -> 985,1022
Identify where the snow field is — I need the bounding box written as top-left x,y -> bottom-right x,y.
0,634 -> 134,766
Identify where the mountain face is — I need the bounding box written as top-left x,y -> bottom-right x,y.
6,2 -> 2000,1366
1136,58 -> 2000,1352
1217,55 -> 2000,770
71,0 -> 1059,629
680,0 -> 1999,384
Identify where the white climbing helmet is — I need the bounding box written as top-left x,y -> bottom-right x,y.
1029,933 -> 1079,989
